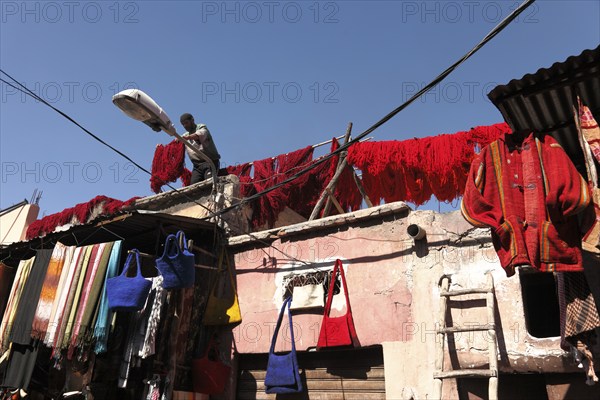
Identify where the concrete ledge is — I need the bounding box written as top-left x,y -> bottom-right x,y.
227,201 -> 411,246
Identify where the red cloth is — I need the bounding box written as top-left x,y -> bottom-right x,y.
461,132 -> 591,276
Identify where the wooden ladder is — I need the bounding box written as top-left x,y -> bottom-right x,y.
433,272 -> 498,400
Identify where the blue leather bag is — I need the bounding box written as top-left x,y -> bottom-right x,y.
264,296 -> 303,394
155,230 -> 195,289
106,249 -> 152,311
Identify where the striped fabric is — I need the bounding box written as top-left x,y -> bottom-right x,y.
462,132 -> 591,276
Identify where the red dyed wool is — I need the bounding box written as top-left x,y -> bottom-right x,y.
26,195 -> 139,239
150,140 -> 188,193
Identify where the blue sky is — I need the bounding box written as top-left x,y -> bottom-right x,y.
1,0 -> 599,217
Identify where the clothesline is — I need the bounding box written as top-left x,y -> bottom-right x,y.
245,134 -> 348,166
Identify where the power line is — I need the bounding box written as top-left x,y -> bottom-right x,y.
196,0 -> 537,222
0,0 -> 535,257
0,74 -> 311,266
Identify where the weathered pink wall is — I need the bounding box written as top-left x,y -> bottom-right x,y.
230,205 -> 414,353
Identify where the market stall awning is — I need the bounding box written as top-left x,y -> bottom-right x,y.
0,211 -> 220,265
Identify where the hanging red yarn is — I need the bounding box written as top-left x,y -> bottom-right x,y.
250,157 -> 279,229
226,163 -> 252,177
150,140 -> 190,193
346,122 -> 511,206
248,146 -> 315,229
26,195 -> 140,239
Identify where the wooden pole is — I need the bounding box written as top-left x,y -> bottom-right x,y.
322,123 -> 353,217
309,157 -> 350,220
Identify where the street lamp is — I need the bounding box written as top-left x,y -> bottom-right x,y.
112,89 -> 217,191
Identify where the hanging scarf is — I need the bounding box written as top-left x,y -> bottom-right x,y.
94,241 -> 122,354
68,243 -> 112,358
44,246 -> 81,347
0,256 -> 35,351
43,246 -> 76,345
9,249 -> 53,345
139,276 -> 166,359
31,243 -> 73,340
60,245 -> 93,351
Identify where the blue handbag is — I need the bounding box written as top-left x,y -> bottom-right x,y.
264,296 -> 303,394
106,249 -> 152,311
155,230 -> 195,289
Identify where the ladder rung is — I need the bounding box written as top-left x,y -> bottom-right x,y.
438,324 -> 495,334
434,369 -> 497,379
440,288 -> 491,296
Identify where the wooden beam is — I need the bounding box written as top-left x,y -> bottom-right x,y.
322,122 -> 353,217
325,188 -> 345,215
351,167 -> 374,208
309,157 -> 350,220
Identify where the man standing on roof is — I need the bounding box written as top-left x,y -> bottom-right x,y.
180,113 -> 221,184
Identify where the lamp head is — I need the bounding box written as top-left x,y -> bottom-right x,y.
112,89 -> 176,136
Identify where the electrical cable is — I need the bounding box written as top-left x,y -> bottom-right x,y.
0,74 -> 313,265
196,0 -> 537,221
0,0 -> 534,260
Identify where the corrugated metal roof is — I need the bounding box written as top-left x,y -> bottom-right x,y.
488,45 -> 600,178
0,211 -> 220,265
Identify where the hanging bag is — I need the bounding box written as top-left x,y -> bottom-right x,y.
106,249 -> 152,311
191,339 -> 231,395
202,249 -> 242,325
264,296 -> 303,394
317,259 -> 360,349
155,231 -> 195,290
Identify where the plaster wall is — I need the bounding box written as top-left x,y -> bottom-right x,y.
227,203 -> 583,399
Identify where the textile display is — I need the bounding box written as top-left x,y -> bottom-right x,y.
0,263 -> 15,322
575,99 -> 600,249
9,249 -> 52,345
43,246 -> 79,347
1,342 -> 40,391
317,259 -> 360,349
0,256 -> 35,351
264,296 -> 303,394
106,249 -> 152,312
68,242 -> 114,358
461,131 -> 591,276
191,340 -> 231,394
202,250 -> 241,326
94,240 -> 123,354
31,242 -> 73,340
155,231 -> 195,290
138,276 -> 166,359
290,283 -> 325,310
557,270 -> 600,384
58,245 -> 93,351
